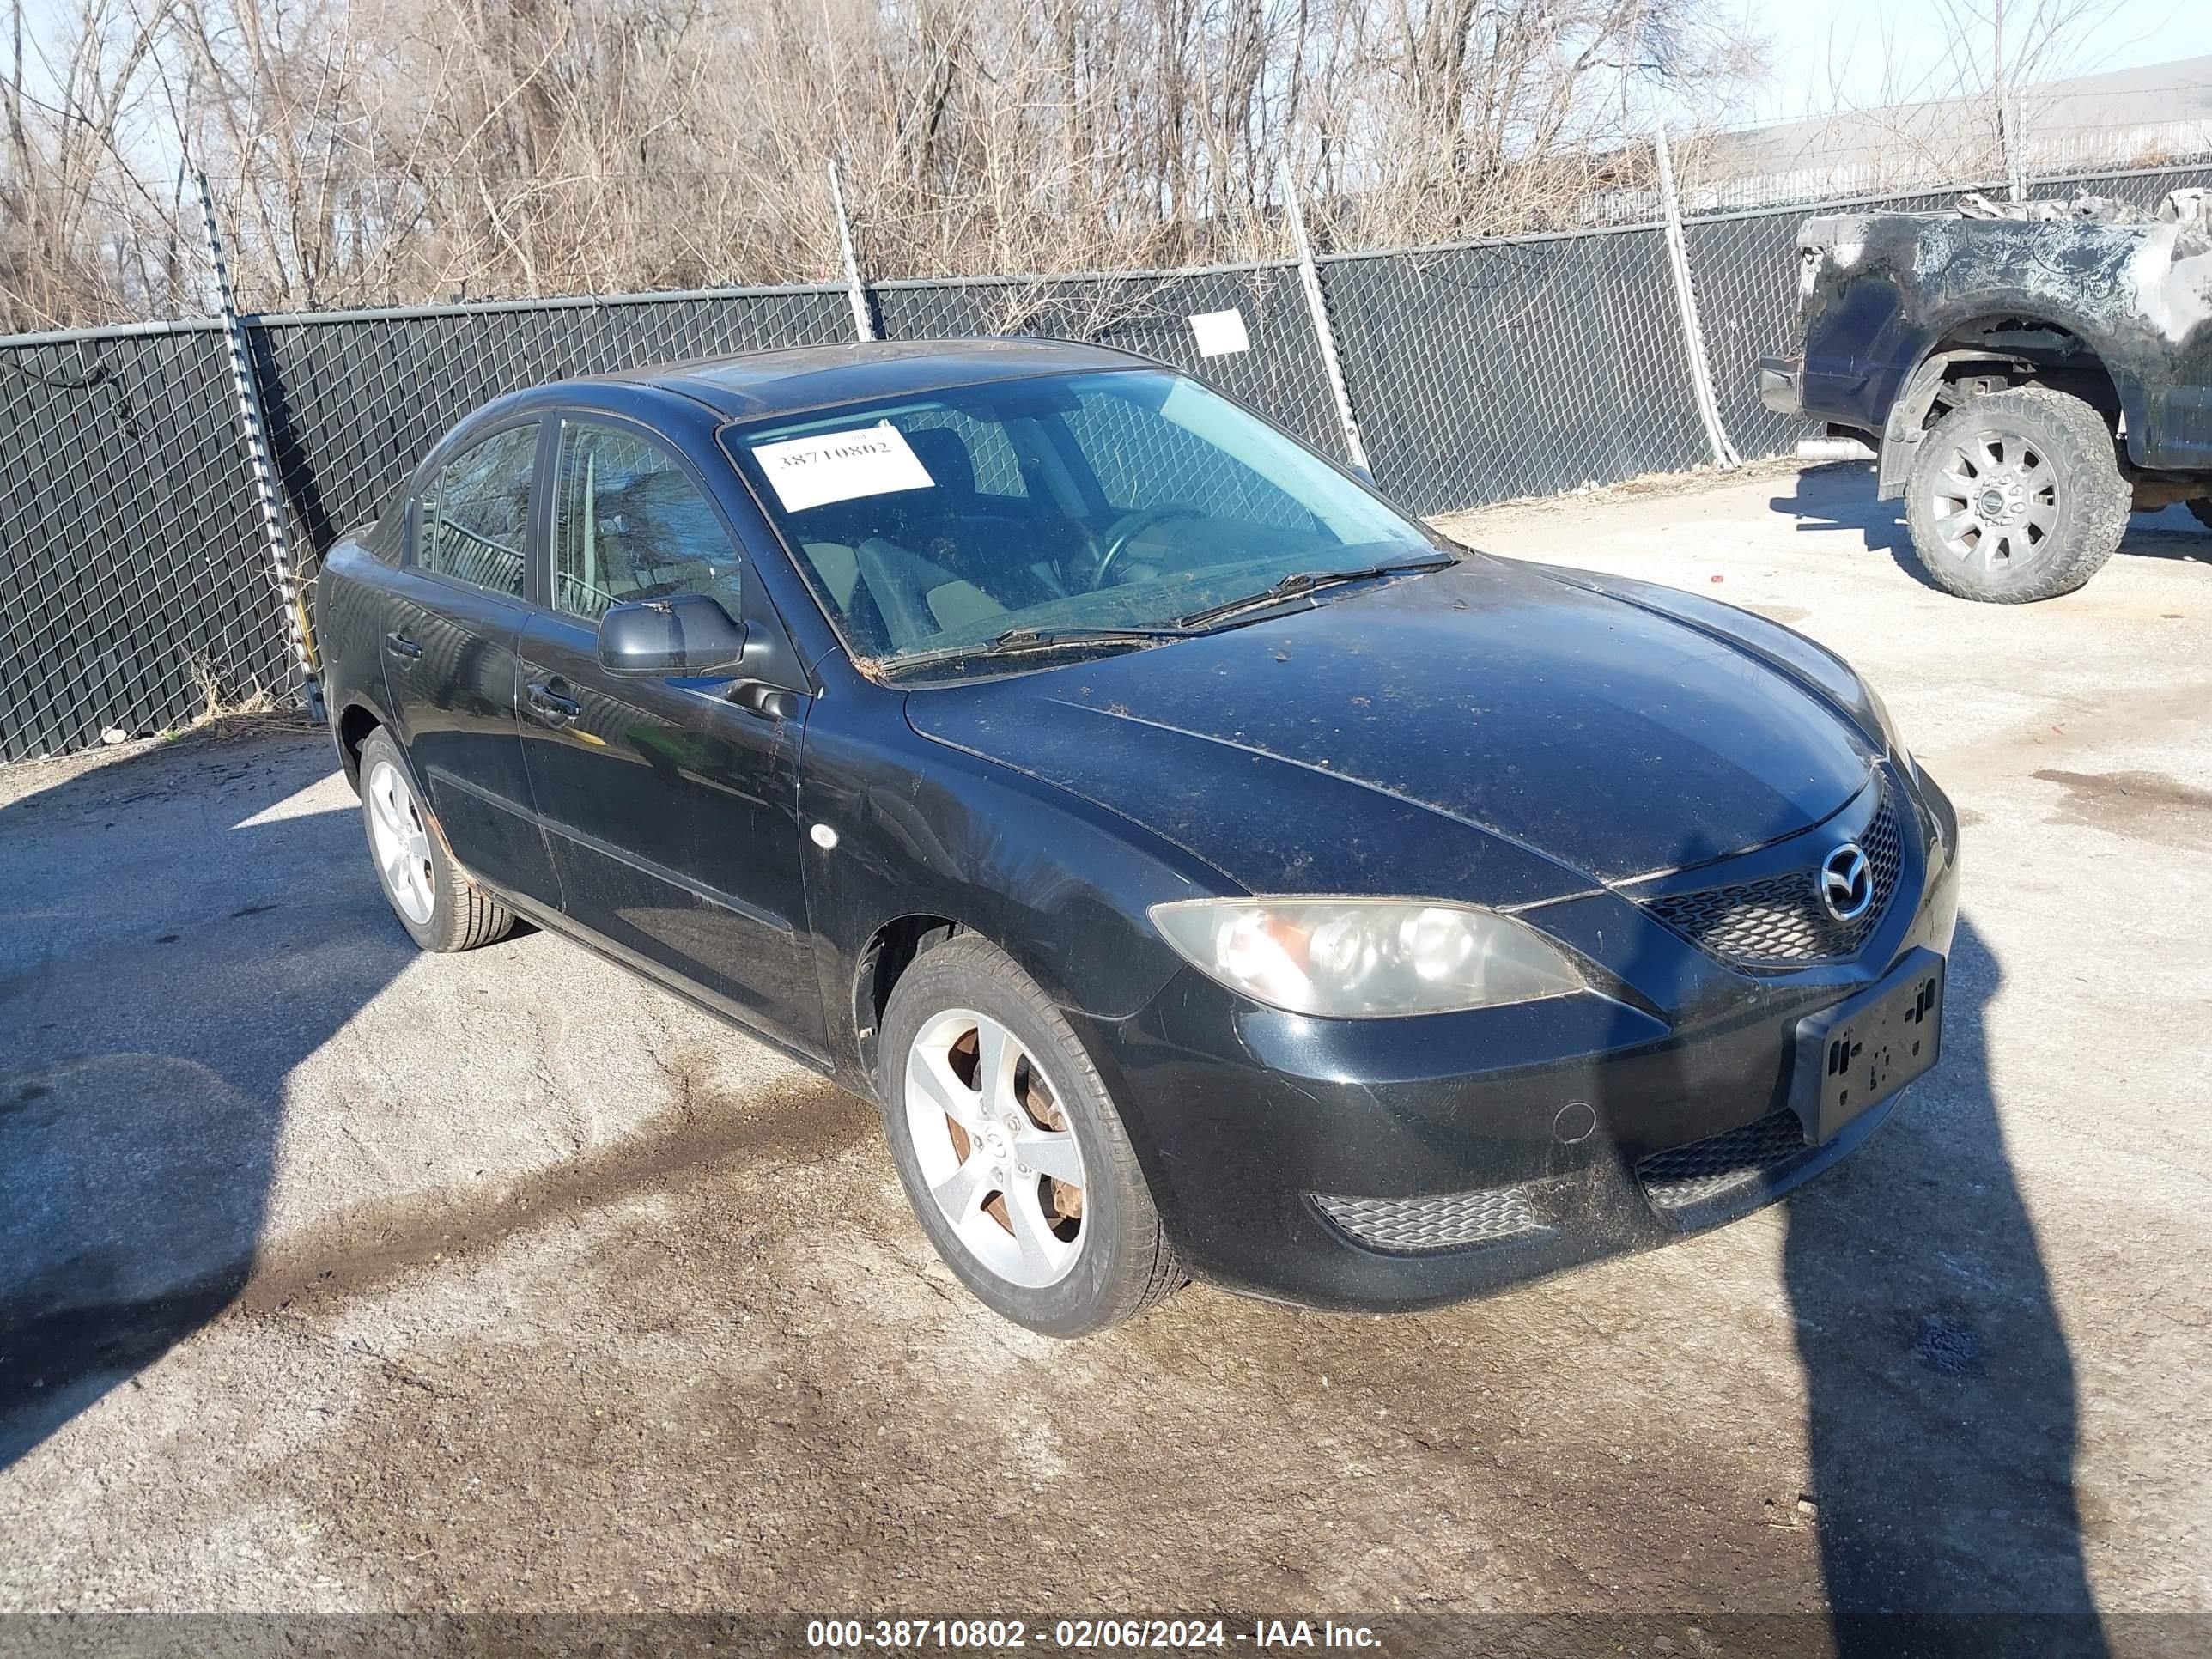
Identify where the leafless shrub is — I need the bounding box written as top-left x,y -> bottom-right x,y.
184,648 -> 278,724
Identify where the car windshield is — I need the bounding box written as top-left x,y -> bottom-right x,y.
721,368 -> 1447,676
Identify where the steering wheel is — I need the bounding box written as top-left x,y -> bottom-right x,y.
1090,504 -> 1204,590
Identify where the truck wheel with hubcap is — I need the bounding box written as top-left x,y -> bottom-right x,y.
1903,385 -> 2129,603
877,934 -> 1181,1336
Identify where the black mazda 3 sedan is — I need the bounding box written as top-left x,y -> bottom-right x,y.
316,337 -> 1959,1335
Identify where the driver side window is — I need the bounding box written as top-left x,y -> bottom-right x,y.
550,422 -> 742,622
1062,386 -> 1312,531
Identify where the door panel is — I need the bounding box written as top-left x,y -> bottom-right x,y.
517,416 -> 821,1045
381,416 -> 560,908
379,575 -> 553,902
516,612 -> 819,1042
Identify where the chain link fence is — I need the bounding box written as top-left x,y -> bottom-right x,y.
1319,224 -> 1711,518
3,157 -> 2208,761
247,285 -> 857,558
871,264 -> 1343,457
0,322 -> 279,760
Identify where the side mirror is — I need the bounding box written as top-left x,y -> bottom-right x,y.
597,593 -> 750,677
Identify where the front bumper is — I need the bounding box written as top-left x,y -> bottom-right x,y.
1759,354 -> 1805,417
1077,763 -> 1960,1312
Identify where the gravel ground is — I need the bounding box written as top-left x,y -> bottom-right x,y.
2,463 -> 2209,1633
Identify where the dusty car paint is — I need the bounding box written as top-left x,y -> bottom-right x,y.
902,556 -> 1878,888
315,339 -> 1960,1311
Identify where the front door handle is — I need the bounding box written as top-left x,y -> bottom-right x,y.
384,629 -> 422,661
525,678 -> 582,727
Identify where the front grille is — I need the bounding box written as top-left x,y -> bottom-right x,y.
1636,1110 -> 1808,1212
1315,1185 -> 1550,1254
1644,782 -> 1905,969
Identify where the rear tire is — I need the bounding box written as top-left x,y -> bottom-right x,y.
358,726 -> 515,952
2188,497 -> 2212,532
878,935 -> 1181,1336
1903,386 -> 2127,603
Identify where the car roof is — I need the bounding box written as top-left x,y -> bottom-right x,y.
590,337 -> 1158,422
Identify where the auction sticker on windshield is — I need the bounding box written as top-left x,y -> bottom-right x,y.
752,421 -> 935,512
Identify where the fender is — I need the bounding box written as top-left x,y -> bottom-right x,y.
1875,349 -> 2021,500
795,699 -> 1234,1095
1792,209 -> 2174,491
1873,309 -> 2148,499
329,690 -> 399,791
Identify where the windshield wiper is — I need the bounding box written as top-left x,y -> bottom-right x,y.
989,623 -> 1191,647
882,623 -> 1190,678
1175,556 -> 1455,630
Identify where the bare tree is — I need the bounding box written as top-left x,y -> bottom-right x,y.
2,0 -> 188,327
4,0 -> 1769,325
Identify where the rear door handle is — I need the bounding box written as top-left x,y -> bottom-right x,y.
384,629 -> 422,660
525,678 -> 582,726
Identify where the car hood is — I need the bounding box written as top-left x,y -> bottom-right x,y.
902,556 -> 1878,897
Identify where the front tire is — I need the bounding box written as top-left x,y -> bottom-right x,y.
2188,497 -> 2212,532
878,936 -> 1181,1336
1903,385 -> 2128,602
357,727 -> 515,952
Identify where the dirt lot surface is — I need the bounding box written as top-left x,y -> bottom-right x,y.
3,465 -> 2209,1633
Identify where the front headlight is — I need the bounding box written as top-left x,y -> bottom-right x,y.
1148,897 -> 1586,1018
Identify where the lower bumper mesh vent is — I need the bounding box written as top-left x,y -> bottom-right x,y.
1315,1185 -> 1549,1253
1636,1110 -> 1809,1212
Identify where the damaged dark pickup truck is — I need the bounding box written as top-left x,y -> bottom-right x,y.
1760,187 -> 2212,602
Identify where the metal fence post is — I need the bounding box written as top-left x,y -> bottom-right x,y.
827,159 -> 877,343
1652,127 -> 1741,471
195,171 -> 322,718
1279,157 -> 1371,477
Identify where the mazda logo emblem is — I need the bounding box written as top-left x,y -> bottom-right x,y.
1819,842 -> 1875,922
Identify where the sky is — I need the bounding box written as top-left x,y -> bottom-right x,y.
1743,0 -> 2195,125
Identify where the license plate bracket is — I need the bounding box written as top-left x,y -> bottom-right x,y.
1790,948 -> 1946,1144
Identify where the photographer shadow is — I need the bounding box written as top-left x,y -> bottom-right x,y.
1783,913 -> 2105,1652
0,730 -> 423,1470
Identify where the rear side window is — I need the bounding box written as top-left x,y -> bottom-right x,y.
550,422 -> 742,621
418,424 -> 537,595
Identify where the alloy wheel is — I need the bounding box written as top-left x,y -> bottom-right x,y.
1924,426 -> 2060,573
903,1007 -> 1089,1289
365,757 -> 436,926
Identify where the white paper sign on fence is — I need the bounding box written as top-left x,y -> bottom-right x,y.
1188,308 -> 1251,357
750,422 -> 935,513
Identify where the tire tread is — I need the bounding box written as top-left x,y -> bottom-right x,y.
1903,384 -> 2129,603
358,726 -> 516,953
447,879 -> 515,952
